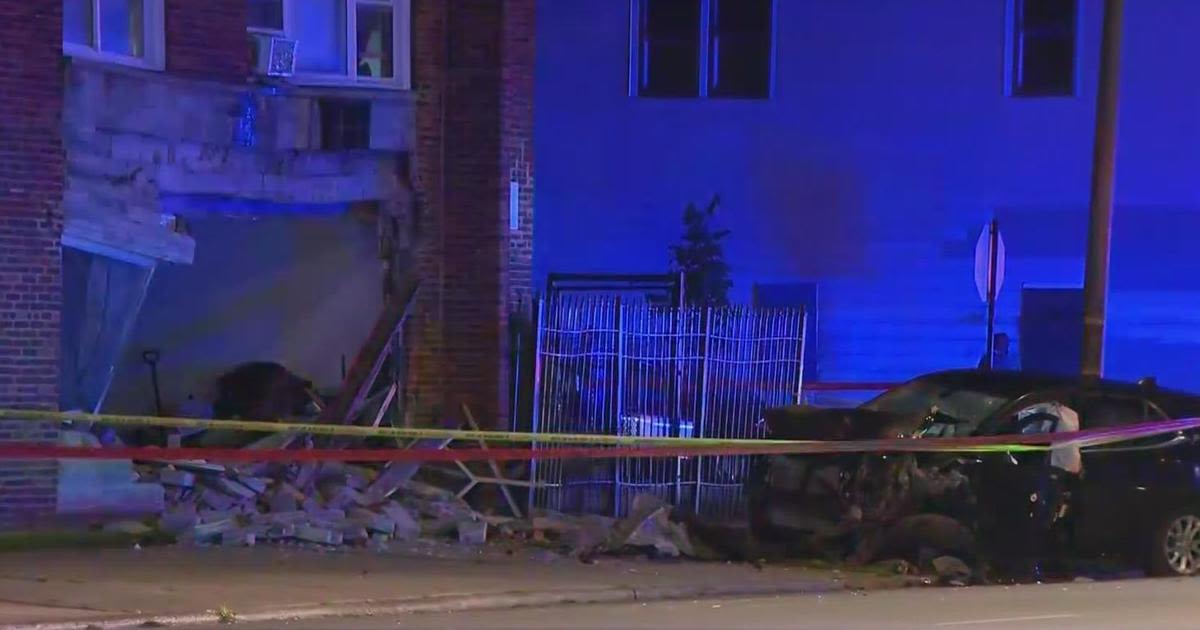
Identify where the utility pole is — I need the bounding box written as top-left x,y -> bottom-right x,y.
1081,0 -> 1124,380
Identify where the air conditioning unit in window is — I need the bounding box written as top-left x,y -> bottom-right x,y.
249,33 -> 297,77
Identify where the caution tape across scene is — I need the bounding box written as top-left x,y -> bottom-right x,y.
1,409 -> 1198,462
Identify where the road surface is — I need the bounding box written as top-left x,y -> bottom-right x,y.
189,576 -> 1200,629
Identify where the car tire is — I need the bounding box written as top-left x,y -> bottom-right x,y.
1146,509 -> 1200,577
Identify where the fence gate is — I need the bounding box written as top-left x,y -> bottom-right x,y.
529,296 -> 806,521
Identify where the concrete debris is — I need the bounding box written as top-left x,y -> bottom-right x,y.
457,519 -> 488,546
135,441 -> 496,553
932,555 -> 972,586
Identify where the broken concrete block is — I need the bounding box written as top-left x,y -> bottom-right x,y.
268,490 -> 299,513
208,477 -> 259,500
234,477 -> 270,495
457,520 -> 488,546
261,524 -> 296,540
159,508 -> 199,537
295,525 -> 343,546
193,519 -> 236,542
325,485 -> 371,511
933,555 -> 972,586
305,507 -> 347,523
380,502 -> 421,542
340,524 -> 370,544
200,509 -> 238,523
159,468 -> 196,488
263,510 -> 309,525
198,489 -> 238,511
221,529 -> 257,547
349,507 -> 396,537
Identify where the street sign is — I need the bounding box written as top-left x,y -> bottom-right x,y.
974,222 -> 1006,303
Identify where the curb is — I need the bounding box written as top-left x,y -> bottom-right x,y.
1,580 -> 850,630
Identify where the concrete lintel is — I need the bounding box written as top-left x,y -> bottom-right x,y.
63,215 -> 195,266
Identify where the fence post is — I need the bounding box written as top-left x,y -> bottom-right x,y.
794,309 -> 808,405
693,306 -> 714,513
526,297 -> 547,513
613,296 -> 625,517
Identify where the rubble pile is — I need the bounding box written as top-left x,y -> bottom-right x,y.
137,459 -> 488,551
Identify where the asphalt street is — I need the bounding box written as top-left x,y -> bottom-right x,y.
185,576 -> 1200,629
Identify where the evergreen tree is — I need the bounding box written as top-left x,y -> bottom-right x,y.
669,195 -> 732,306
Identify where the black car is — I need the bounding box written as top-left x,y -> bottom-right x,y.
750,369 -> 1200,577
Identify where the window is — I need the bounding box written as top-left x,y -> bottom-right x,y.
319,99 -> 371,150
631,0 -> 774,99
1076,395 -> 1163,429
249,0 -> 411,88
709,0 -> 772,98
63,0 -> 165,70
636,0 -> 702,97
1008,0 -> 1077,97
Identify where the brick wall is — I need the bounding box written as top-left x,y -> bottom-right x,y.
409,0 -> 535,428
0,0 -> 65,529
503,0 -> 535,304
165,0 -> 250,81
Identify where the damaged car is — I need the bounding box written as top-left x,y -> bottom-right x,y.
748,369 -> 1200,578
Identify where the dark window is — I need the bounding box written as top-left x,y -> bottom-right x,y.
1076,395 -> 1159,429
709,0 -> 772,98
319,99 -> 371,150
1011,0 -> 1077,96
636,0 -> 702,97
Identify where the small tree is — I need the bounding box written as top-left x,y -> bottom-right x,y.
670,195 -> 732,306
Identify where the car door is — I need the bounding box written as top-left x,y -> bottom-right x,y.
1071,393 -> 1168,554
970,391 -> 1076,569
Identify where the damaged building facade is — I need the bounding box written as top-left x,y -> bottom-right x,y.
0,0 -> 534,528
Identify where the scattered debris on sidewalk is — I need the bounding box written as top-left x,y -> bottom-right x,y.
135,457 -> 495,552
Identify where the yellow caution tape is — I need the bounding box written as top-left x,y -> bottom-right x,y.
0,409 -> 803,448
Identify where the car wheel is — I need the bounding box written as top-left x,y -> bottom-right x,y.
1146,510 -> 1200,577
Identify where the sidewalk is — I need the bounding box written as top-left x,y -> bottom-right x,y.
0,544 -> 908,629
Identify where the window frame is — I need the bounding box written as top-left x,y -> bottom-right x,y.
628,0 -> 776,100
63,0 -> 167,71
251,0 -> 412,90
1004,0 -> 1081,98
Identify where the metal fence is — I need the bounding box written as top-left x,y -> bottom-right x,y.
528,296 -> 806,521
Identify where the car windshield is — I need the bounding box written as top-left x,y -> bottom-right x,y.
860,379 -> 1013,436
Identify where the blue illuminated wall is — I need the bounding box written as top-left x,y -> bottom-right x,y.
534,0 -> 1200,389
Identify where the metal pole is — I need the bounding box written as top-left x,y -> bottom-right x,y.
525,298 -> 547,513
613,297 -> 625,517
693,306 -> 713,513
985,218 -> 999,370
1081,0 -> 1125,380
795,309 -> 808,405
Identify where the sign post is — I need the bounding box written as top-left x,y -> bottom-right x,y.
974,219 -> 1006,369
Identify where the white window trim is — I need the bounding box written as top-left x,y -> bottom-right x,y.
255,0 -> 411,90
63,0 -> 166,72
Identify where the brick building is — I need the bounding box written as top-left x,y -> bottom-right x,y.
0,0 -> 533,529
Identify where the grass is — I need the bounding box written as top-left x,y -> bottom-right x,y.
0,529 -> 172,552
